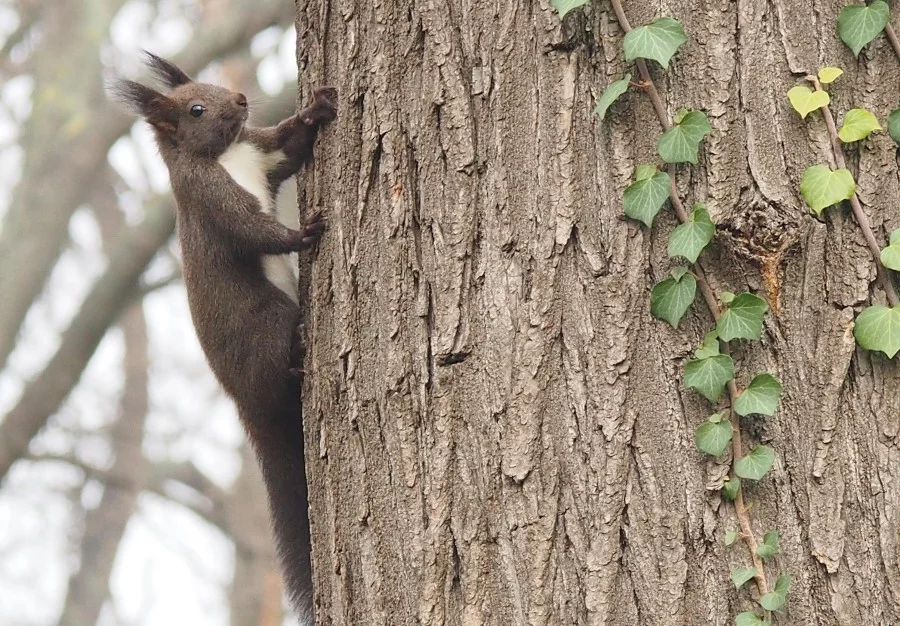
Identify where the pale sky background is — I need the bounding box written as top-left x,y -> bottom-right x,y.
0,3 -> 302,624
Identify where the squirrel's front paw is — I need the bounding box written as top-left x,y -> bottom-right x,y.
291,211 -> 326,251
300,87 -> 338,125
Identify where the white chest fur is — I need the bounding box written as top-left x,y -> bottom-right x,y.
217,142 -> 297,301
218,141 -> 284,213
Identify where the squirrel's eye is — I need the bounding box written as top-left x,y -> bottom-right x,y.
190,104 -> 205,118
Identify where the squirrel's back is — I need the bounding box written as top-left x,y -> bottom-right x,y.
113,53 -> 337,622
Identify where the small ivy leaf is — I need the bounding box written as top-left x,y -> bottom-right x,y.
722,476 -> 741,500
889,108 -> 900,144
837,0 -> 890,56
716,293 -> 768,342
817,66 -> 844,84
684,354 -> 735,403
724,530 -> 739,546
787,85 -> 831,119
853,305 -> 900,358
658,110 -> 712,164
694,331 -> 721,359
668,204 -> 715,263
735,445 -> 775,481
623,168 -> 671,227
651,271 -> 698,328
550,0 -> 589,19
634,163 -> 658,181
800,165 -> 856,215
881,229 -> 900,271
671,266 -> 690,280
623,17 -> 689,69
731,567 -> 757,590
734,373 -> 783,417
838,108 -> 882,143
695,417 -> 733,456
756,530 -> 780,559
735,612 -> 770,626
720,291 -> 735,304
594,74 -> 631,120
760,574 -> 791,611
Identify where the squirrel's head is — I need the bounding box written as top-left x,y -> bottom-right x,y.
113,52 -> 248,157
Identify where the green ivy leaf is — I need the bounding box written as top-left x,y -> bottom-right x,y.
634,164 -> 657,181
735,612 -> 770,626
684,354 -> 735,403
734,373 -> 783,417
550,0 -> 589,19
854,305 -> 900,358
837,0 -> 890,56
735,445 -> 775,481
693,331 -> 721,360
800,165 -> 856,215
720,291 -> 735,304
731,567 -> 757,590
756,530 -> 780,559
817,67 -> 844,84
881,229 -> 900,271
760,574 -> 791,611
651,269 -> 697,328
722,476 -> 740,500
695,416 -> 733,456
623,17 -> 689,69
658,110 -> 712,164
889,108 -> 900,144
594,74 -> 631,120
668,204 -> 715,263
623,167 -> 670,227
716,293 -> 768,342
725,530 -> 739,546
838,108 -> 882,142
787,86 -> 831,119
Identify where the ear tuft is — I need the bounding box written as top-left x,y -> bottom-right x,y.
143,51 -> 193,88
110,79 -> 159,113
109,79 -> 178,133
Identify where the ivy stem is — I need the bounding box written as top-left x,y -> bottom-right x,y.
810,78 -> 899,308
608,0 -> 770,598
725,381 -> 768,595
884,24 -> 900,62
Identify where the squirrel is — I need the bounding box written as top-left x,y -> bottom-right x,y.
113,53 -> 336,623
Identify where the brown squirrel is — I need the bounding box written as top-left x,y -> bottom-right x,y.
114,53 -> 335,623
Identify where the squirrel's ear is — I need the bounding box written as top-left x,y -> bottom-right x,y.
143,51 -> 193,88
112,79 -> 178,134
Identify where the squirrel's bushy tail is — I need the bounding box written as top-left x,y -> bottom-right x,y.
242,393 -> 313,623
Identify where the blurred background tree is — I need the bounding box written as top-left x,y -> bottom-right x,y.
0,1 -> 305,624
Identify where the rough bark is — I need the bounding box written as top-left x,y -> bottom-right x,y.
296,0 -> 900,624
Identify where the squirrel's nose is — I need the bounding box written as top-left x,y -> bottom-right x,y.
235,93 -> 248,108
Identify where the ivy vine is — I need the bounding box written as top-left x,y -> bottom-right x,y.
551,0 -> 900,623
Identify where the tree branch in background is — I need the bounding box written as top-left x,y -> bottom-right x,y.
0,68 -> 297,483
0,0 -> 293,371
57,302 -> 150,626
0,197 -> 175,482
55,179 -> 151,626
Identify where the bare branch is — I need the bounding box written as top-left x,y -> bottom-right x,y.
0,0 -> 294,371
0,198 -> 176,482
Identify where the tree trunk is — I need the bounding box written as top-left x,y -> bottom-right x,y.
296,0 -> 900,624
